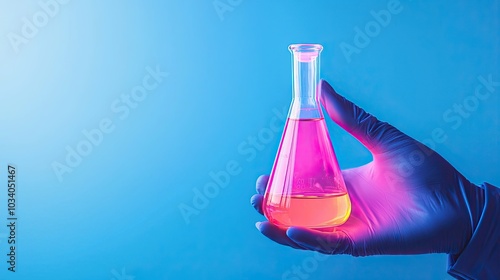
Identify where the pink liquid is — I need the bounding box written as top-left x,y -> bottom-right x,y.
264,118 -> 351,228
265,193 -> 351,228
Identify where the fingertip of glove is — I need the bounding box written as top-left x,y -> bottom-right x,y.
255,222 -> 262,230
256,175 -> 270,194
319,79 -> 335,96
256,174 -> 270,184
319,79 -> 330,89
250,194 -> 262,205
319,79 -> 342,110
286,227 -> 311,241
250,194 -> 264,215
256,221 -> 278,235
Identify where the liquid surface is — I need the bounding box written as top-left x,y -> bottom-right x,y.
264,118 -> 351,228
265,192 -> 351,228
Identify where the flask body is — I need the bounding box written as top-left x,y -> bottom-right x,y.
263,44 -> 351,229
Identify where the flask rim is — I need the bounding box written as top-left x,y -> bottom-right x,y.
289,44 -> 323,52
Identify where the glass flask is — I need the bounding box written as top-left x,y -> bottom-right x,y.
263,44 -> 351,229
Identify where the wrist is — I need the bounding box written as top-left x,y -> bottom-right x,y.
448,182 -> 500,279
462,180 -> 486,237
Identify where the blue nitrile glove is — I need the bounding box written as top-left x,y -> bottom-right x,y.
251,80 -> 500,279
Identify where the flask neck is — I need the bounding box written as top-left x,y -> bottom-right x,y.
289,44 -> 323,120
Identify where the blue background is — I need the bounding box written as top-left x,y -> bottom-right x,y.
0,0 -> 499,279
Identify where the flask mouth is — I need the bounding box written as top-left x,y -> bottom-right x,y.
289,44 -> 323,52
289,44 -> 323,62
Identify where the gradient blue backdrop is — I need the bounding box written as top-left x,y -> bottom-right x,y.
0,0 -> 498,279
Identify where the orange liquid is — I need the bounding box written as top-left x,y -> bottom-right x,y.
264,192 -> 351,228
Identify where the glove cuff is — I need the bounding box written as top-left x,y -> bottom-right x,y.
447,182 -> 500,280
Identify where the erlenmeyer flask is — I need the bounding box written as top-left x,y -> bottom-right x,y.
263,44 -> 351,229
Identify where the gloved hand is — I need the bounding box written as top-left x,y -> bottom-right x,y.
251,80 -> 485,256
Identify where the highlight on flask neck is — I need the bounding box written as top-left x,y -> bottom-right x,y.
289,44 -> 323,119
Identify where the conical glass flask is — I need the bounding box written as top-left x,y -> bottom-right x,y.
263,44 -> 351,229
